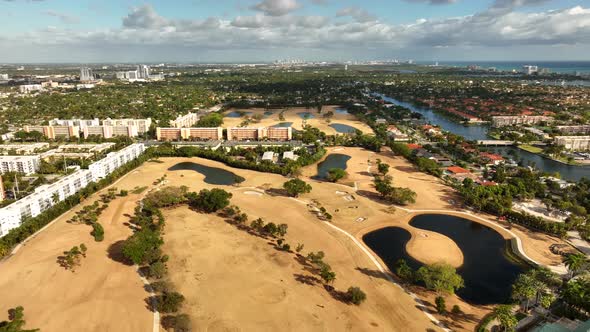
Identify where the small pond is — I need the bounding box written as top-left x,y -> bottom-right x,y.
297,112 -> 315,119
329,123 -> 359,134
168,162 -> 242,185
313,153 -> 351,180
363,214 -> 527,305
225,111 -> 253,118
335,108 -> 349,114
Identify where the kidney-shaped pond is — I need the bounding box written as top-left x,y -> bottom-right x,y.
363,214 -> 527,305
313,153 -> 351,180
168,162 -> 242,185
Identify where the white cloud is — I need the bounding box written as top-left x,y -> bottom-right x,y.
2,4 -> 590,61
336,6 -> 377,23
43,10 -> 80,24
251,0 -> 302,16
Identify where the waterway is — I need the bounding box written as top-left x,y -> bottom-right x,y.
168,162 -> 242,185
313,153 -> 351,180
380,95 -> 590,181
363,214 -> 526,305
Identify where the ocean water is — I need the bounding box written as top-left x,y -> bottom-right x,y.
419,61 -> 590,75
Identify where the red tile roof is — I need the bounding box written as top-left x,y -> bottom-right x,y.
407,143 -> 422,150
447,166 -> 470,174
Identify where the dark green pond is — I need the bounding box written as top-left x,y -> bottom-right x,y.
313,153 -> 351,180
363,214 -> 527,305
329,123 -> 358,133
297,112 -> 315,119
168,162 -> 241,185
225,111 -> 253,118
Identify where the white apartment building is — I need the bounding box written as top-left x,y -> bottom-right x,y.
0,143 -> 146,237
88,143 -> 146,181
556,125 -> 590,135
102,118 -> 152,134
0,143 -> 50,155
83,125 -> 139,139
170,112 -> 199,128
138,65 -> 150,79
19,84 -> 44,93
0,155 -> 41,175
0,74 -> 9,81
49,118 -> 100,129
554,136 -> 590,151
491,116 -> 553,127
0,169 -> 94,237
80,67 -> 94,82
522,65 -> 538,75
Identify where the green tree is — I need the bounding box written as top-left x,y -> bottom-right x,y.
0,306 -> 39,332
388,187 -> 417,205
376,159 -> 390,175
157,291 -> 185,313
148,261 -> 167,279
186,188 -> 232,213
511,272 -> 541,311
435,296 -> 446,314
122,229 -> 163,265
416,263 -> 464,295
564,253 -> 588,279
394,259 -> 414,282
283,179 -> 312,197
326,168 -> 347,182
562,277 -> 590,313
346,287 -> 367,305
493,305 -> 517,332
196,113 -> 223,127
319,264 -> 336,284
91,222 -> 104,242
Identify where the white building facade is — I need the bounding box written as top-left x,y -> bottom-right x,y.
0,155 -> 41,175
0,143 -> 146,237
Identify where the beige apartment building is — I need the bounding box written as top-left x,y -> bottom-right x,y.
491,116 -> 553,127
227,127 -> 265,141
266,127 -> 292,141
24,125 -> 80,139
554,136 -> 590,151
156,127 -> 223,141
556,125 -> 590,135
102,118 -> 152,134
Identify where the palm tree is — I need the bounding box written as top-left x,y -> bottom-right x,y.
493,305 -> 518,332
512,273 -> 541,311
564,253 -> 588,279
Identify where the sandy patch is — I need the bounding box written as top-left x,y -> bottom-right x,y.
223,106 -> 374,135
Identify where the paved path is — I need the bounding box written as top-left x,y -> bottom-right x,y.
567,231 -> 590,256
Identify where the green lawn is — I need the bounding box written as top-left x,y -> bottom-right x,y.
518,144 -> 543,154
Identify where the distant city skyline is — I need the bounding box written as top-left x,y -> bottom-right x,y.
0,0 -> 588,63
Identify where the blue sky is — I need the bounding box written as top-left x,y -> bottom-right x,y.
0,0 -> 588,62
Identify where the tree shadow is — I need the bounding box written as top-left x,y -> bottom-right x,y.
355,267 -> 394,282
144,295 -> 158,313
355,190 -> 389,205
357,171 -> 372,177
293,273 -> 321,285
265,188 -> 291,198
107,240 -> 133,266
324,285 -> 350,304
395,165 -> 420,173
